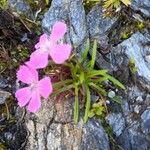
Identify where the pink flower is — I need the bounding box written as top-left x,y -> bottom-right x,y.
28,21 -> 72,69
15,65 -> 53,112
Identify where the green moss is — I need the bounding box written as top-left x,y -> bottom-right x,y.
103,0 -> 131,9
0,0 -> 8,9
88,102 -> 105,118
128,58 -> 138,74
136,22 -> 145,30
83,0 -> 99,12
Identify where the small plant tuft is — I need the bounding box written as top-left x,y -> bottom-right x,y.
52,39 -> 125,123
103,0 -> 131,9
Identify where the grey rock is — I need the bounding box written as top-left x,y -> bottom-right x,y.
145,55 -> 150,63
111,32 -> 150,89
87,4 -> 118,48
25,99 -> 55,149
47,123 -> 62,149
131,0 -> 150,18
133,105 -> 141,114
4,132 -> 13,141
25,97 -> 110,150
121,100 -> 130,116
0,76 -> 8,89
115,85 -> 150,149
128,128 -> 150,150
42,0 -> 87,48
91,95 -> 100,103
87,4 -> 118,69
8,0 -> 33,19
0,90 -> 11,105
127,86 -> 144,104
136,96 -> 143,102
82,119 -> 110,150
106,113 -> 125,137
108,90 -> 116,98
141,109 -> 150,134
119,128 -> 150,150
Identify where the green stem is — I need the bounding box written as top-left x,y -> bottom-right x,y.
74,84 -> 79,124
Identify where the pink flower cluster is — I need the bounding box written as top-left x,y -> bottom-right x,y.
15,22 -> 72,113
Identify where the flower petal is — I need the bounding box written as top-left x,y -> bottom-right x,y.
27,91 -> 41,113
50,44 -> 72,64
15,87 -> 32,107
50,22 -> 67,42
38,77 -> 53,99
17,65 -> 38,84
35,34 -> 48,49
26,51 -> 49,69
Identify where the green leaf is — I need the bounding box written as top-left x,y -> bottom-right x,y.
87,70 -> 108,78
93,76 -> 109,83
51,84 -> 74,98
66,63 -> 78,79
121,0 -> 131,6
110,96 -> 122,104
79,71 -> 85,84
90,40 -> 97,69
95,106 -> 105,116
53,79 -> 73,88
74,84 -> 79,124
107,75 -> 125,89
88,82 -> 107,96
81,39 -> 90,63
103,0 -> 116,8
45,0 -> 49,5
84,86 -> 91,123
114,0 -> 121,8
88,110 -> 95,118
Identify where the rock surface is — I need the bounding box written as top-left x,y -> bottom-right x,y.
82,120 -> 110,150
110,32 -> 150,88
104,32 -> 150,149
0,76 -> 9,89
87,4 -> 118,69
8,0 -> 33,19
25,99 -> 110,150
141,109 -> 150,134
87,4 -> 118,49
131,0 -> 150,18
0,90 -> 11,105
106,113 -> 125,137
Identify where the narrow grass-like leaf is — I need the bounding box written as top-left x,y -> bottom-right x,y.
79,71 -> 85,84
53,79 -> 73,88
89,82 -> 107,96
93,76 -> 108,83
114,1 -> 120,8
74,84 -> 79,124
84,86 -> 91,123
87,70 -> 108,78
45,0 -> 49,5
107,75 -> 125,89
66,63 -> 78,79
81,39 -> 90,63
90,40 -> 97,69
103,0 -> 115,8
121,0 -> 131,6
51,84 -> 73,98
